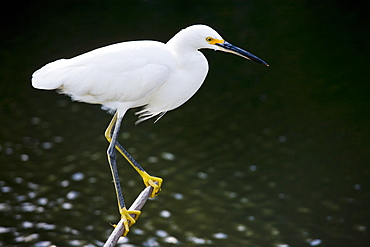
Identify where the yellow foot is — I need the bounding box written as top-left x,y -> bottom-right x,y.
142,174 -> 163,198
112,207 -> 141,237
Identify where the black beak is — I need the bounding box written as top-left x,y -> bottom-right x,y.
216,41 -> 269,67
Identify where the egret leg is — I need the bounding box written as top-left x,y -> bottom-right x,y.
105,113 -> 163,198
107,113 -> 141,236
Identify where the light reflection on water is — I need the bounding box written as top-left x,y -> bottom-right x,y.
1,105 -> 368,246
1,0 -> 369,246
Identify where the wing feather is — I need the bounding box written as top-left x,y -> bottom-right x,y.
32,41 -> 175,104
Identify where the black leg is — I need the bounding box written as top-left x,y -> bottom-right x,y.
105,113 -> 141,237
106,114 -> 126,210
105,113 -> 163,198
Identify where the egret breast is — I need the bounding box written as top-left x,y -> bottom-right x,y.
136,50 -> 209,119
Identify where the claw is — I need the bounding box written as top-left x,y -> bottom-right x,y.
142,174 -> 163,198
113,207 -> 141,237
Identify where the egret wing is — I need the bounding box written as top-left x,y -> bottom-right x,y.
32,41 -> 175,104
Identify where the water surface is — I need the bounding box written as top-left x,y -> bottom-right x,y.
0,1 -> 368,246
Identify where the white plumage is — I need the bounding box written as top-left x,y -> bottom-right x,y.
32,25 -> 223,122
31,24 -> 268,237
32,25 -> 268,123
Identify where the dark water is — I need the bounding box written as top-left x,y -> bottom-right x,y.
1,1 -> 369,246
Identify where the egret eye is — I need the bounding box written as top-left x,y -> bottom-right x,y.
206,37 -> 213,42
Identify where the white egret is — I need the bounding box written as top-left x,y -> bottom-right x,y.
32,24 -> 268,236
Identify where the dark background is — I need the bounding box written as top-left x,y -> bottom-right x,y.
0,1 -> 369,246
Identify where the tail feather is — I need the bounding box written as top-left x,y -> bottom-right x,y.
32,59 -> 68,90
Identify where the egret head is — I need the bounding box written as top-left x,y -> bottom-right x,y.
169,24 -> 269,67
